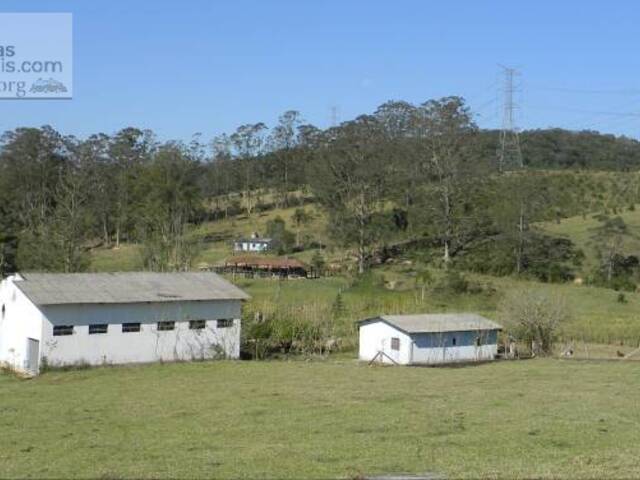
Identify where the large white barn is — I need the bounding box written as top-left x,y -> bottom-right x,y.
0,272 -> 249,375
358,313 -> 502,365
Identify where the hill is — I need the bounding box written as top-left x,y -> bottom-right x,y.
538,207 -> 640,277
87,173 -> 640,348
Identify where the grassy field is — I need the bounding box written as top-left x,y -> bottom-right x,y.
86,196 -> 640,347
88,203 -> 330,272
232,268 -> 640,348
1,359 -> 639,479
538,208 -> 640,275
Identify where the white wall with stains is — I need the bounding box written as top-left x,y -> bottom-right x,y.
0,273 -> 243,374
0,275 -> 45,374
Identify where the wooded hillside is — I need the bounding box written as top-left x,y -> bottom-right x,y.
2,97 -> 640,289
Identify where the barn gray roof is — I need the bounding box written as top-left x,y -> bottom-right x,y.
360,313 -> 502,334
15,272 -> 250,306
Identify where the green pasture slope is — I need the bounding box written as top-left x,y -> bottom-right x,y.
1,359 -> 639,479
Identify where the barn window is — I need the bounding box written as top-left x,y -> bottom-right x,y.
391,337 -> 400,351
217,319 -> 234,328
89,324 -> 108,335
452,337 -> 457,346
189,320 -> 206,330
53,325 -> 74,336
157,321 -> 175,331
122,323 -> 141,333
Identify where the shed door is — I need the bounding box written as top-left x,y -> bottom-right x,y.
26,338 -> 39,375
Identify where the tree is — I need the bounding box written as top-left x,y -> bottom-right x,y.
415,269 -> 433,302
310,250 -> 325,277
374,101 -> 421,210
230,123 -> 267,217
309,115 -> 392,274
499,289 -> 570,356
109,128 -> 155,247
265,216 -> 295,254
291,208 -> 312,247
588,216 -> 638,289
414,97 -> 480,265
138,143 -> 203,271
270,111 -> 303,207
489,172 -> 552,274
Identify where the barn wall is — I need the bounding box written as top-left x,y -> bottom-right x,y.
0,275 -> 45,374
410,330 -> 499,364
39,300 -> 242,367
358,321 -> 412,365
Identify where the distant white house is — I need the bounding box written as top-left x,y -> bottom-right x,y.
233,233 -> 272,253
358,313 -> 502,365
0,272 -> 250,375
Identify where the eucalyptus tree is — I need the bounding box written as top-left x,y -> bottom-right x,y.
374,100 -> 422,211
310,115 -> 392,274
230,122 -> 268,216
207,133 -> 236,216
414,96 -> 480,265
108,127 -> 156,247
138,142 -> 204,271
0,126 -> 68,230
270,110 -> 303,207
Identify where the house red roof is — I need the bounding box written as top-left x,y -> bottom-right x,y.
225,255 -> 307,270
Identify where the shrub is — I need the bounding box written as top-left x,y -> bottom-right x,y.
436,270 -> 469,294
498,289 -> 570,356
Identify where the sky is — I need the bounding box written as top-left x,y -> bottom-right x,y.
2,0 -> 640,142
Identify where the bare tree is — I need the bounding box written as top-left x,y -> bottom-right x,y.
498,289 -> 571,356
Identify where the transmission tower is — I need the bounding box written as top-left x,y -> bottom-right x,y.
498,65 -> 523,171
330,105 -> 340,127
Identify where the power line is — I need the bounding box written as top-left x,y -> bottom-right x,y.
529,105 -> 640,117
528,86 -> 640,96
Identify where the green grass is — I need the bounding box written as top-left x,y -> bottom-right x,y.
89,244 -> 144,272
85,192 -> 640,346
473,273 -> 640,345
1,359 -> 639,479
89,203 -> 330,272
232,267 -> 640,346
538,207 -> 640,275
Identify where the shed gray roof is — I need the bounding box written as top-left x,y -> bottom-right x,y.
360,313 -> 502,334
15,272 -> 250,306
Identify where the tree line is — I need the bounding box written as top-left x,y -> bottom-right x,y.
2,97 -> 640,281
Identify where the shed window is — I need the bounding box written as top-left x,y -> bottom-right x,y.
217,319 -> 234,328
157,321 -> 175,331
89,324 -> 108,335
189,320 -> 206,330
391,337 -> 400,351
53,325 -> 74,336
122,323 -> 141,333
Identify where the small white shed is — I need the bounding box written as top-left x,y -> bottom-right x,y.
358,313 -> 502,365
0,272 -> 249,375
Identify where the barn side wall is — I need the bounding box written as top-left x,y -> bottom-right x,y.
39,300 -> 242,367
410,330 -> 499,364
0,276 -> 45,374
358,321 -> 412,365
